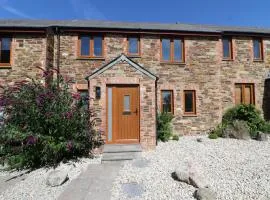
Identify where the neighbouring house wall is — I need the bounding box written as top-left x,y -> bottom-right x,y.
0,34 -> 47,88
56,32 -> 270,135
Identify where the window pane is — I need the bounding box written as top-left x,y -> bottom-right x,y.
95,87 -> 101,99
253,39 -> 261,59
174,39 -> 182,62
124,95 -> 130,111
79,90 -> 89,110
235,85 -> 242,104
162,91 -> 172,113
80,36 -> 90,56
222,38 -> 230,58
94,36 -> 102,56
185,91 -> 194,113
162,39 -> 170,61
128,37 -> 139,54
1,38 -> 11,63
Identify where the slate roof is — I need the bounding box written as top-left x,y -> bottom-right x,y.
0,19 -> 270,34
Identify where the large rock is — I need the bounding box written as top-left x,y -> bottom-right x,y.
256,131 -> 268,141
174,162 -> 209,188
194,188 -> 217,200
223,120 -> 250,140
46,170 -> 69,187
189,172 -> 209,188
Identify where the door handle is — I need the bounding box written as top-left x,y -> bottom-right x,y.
134,108 -> 138,115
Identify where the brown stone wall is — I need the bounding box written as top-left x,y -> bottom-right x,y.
0,34 -> 47,87
57,32 -> 270,136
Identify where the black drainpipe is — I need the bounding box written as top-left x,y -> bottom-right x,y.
155,77 -> 159,146
55,26 -> 60,87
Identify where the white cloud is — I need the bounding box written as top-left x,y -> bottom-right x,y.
0,4 -> 33,19
70,0 -> 106,20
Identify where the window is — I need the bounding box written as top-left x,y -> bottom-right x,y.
161,90 -> 173,113
78,35 -> 103,58
0,37 -> 11,65
184,90 -> 196,115
161,38 -> 184,63
128,36 -> 140,56
222,37 -> 232,60
95,87 -> 101,99
124,95 -> 130,111
235,84 -> 254,105
253,38 -> 263,60
78,90 -> 89,110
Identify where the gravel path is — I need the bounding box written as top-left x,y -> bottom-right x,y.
0,157 -> 101,200
111,136 -> 270,200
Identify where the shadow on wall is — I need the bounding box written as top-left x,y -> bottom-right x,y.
263,79 -> 270,121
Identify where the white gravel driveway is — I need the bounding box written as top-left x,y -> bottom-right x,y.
111,136 -> 270,200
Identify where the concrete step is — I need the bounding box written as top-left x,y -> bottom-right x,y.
103,144 -> 142,153
102,144 -> 142,163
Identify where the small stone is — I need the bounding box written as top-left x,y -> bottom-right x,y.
197,138 -> 203,142
46,170 -> 69,187
256,131 -> 268,141
194,188 -> 217,200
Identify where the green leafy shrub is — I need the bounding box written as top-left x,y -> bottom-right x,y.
260,121 -> 270,134
172,135 -> 179,141
157,112 -> 174,142
222,104 -> 264,137
208,133 -> 218,139
0,68 -> 103,170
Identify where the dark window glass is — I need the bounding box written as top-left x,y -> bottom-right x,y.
162,91 -> 173,113
1,38 -> 11,63
79,90 -> 89,110
128,37 -> 139,54
93,36 -> 102,56
253,39 -> 262,59
184,91 -> 196,114
80,36 -> 90,56
174,39 -> 182,62
162,39 -> 170,61
95,86 -> 101,99
222,38 -> 231,59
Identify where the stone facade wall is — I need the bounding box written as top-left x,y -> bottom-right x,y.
0,34 -> 47,88
2,30 -> 270,148
56,32 -> 270,136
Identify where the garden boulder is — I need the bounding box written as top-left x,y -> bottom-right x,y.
256,131 -> 268,141
194,188 -> 217,200
223,120 -> 250,140
46,170 -> 69,187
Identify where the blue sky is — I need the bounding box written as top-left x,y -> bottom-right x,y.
0,0 -> 269,27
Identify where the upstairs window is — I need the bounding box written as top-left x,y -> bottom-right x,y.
161,38 -> 184,63
184,90 -> 196,115
0,37 -> 11,65
222,37 -> 232,60
253,38 -> 263,60
161,90 -> 173,113
128,36 -> 140,56
235,83 -> 255,105
78,35 -> 103,58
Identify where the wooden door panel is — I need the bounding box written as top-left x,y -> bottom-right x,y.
108,85 -> 139,143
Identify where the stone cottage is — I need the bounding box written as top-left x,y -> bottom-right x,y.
0,20 -> 270,149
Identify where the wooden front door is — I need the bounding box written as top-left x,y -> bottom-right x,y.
107,85 -> 140,144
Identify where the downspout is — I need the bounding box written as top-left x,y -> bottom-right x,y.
55,26 -> 60,87
155,77 -> 159,146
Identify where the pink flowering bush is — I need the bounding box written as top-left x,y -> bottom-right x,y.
0,68 -> 103,170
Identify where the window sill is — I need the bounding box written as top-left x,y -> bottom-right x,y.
76,57 -> 105,61
253,59 -> 264,62
222,59 -> 234,61
0,64 -> 12,69
128,54 -> 141,58
160,62 -> 186,66
183,114 -> 197,117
